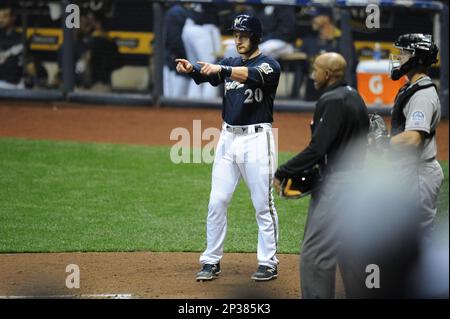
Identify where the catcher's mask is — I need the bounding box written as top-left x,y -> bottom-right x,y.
279,165 -> 322,199
389,33 -> 439,81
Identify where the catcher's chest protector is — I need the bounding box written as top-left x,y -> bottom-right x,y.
391,82 -> 437,136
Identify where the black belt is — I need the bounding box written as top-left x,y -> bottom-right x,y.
225,125 -> 264,134
424,157 -> 436,163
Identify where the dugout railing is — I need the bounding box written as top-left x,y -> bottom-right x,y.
0,0 -> 448,118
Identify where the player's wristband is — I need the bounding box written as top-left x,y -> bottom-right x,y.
219,65 -> 232,78
191,64 -> 201,74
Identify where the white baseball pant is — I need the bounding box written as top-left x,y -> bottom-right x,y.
200,123 -> 279,268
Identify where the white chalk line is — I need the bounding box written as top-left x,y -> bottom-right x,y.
0,293 -> 133,299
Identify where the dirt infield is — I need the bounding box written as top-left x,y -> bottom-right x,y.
0,252 -> 319,299
0,101 -> 447,299
1,101 -> 447,158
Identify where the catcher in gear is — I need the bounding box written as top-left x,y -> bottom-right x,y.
338,34 -> 444,298
388,33 -> 443,234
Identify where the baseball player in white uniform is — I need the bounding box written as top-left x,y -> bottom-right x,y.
176,14 -> 281,281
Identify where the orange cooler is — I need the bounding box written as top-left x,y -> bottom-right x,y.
356,60 -> 407,105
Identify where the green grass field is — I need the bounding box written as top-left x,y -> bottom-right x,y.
0,138 -> 448,253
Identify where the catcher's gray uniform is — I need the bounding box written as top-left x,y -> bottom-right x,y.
401,76 -> 444,232
335,76 -> 445,298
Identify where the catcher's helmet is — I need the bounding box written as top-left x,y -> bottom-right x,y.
390,33 -> 439,80
229,14 -> 262,44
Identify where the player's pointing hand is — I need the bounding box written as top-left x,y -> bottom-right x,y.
175,59 -> 193,74
198,61 -> 221,76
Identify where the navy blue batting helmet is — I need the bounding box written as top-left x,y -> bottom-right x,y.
229,14 -> 262,41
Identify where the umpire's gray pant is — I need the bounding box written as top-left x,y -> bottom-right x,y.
300,171 -> 347,299
299,160 -> 444,299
